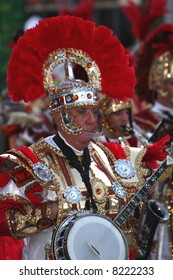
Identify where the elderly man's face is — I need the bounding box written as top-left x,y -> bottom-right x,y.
69,106 -> 100,134
53,105 -> 100,150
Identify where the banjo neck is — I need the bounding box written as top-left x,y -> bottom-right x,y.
113,151 -> 173,227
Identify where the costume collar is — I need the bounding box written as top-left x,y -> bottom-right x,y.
42,134 -> 83,156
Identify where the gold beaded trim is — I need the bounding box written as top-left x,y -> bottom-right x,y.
43,48 -> 101,94
31,140 -> 76,226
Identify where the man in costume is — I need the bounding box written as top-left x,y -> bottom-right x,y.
133,23 -> 173,260
0,16 -> 170,260
121,0 -> 169,119
99,97 -> 149,147
1,17 -> 54,151
121,0 -> 169,59
134,24 -> 173,143
2,95 -> 55,149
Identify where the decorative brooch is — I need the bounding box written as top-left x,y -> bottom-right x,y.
64,186 -> 83,204
112,182 -> 126,199
114,159 -> 136,179
33,162 -> 52,183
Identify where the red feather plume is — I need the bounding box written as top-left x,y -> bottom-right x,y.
122,0 -> 169,41
143,134 -> 170,169
101,142 -> 127,159
7,16 -> 136,103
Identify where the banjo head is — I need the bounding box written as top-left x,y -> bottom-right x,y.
52,213 -> 128,260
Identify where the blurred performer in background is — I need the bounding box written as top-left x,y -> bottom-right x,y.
134,23 -> 173,142
133,23 -> 173,260
0,28 -> 25,154
1,16 -> 55,151
0,28 -> 27,260
99,97 -> 148,147
121,0 -> 170,116
121,0 -> 169,59
0,15 -> 170,260
2,95 -> 55,149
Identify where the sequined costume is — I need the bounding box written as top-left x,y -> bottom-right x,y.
0,132 -> 163,259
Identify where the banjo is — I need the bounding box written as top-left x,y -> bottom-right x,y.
51,151 -> 173,260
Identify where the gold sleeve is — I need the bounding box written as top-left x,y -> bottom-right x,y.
7,201 -> 56,239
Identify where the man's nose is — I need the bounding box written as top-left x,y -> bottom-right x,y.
87,110 -> 98,123
121,111 -> 129,122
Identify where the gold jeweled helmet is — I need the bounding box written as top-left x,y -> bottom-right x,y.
7,16 -> 136,135
135,23 -> 173,104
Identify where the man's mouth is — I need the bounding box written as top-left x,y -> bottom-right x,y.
82,130 -> 102,138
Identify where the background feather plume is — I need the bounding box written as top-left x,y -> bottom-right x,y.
122,0 -> 169,41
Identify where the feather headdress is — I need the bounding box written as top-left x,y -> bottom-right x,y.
135,24 -> 173,103
7,16 -> 136,111
122,0 -> 169,42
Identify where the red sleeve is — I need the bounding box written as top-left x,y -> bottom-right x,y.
0,173 -> 11,187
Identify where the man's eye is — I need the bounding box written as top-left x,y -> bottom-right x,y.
112,111 -> 121,115
77,109 -> 84,114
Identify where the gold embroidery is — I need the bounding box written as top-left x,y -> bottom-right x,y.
122,147 -> 147,190
94,141 -> 116,167
0,193 -> 29,204
31,140 -> 73,225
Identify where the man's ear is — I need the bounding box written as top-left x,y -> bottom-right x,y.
52,111 -> 60,121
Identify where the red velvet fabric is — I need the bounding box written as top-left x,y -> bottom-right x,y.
0,173 -> 10,188
0,199 -> 25,259
133,108 -> 160,132
0,237 -> 23,260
